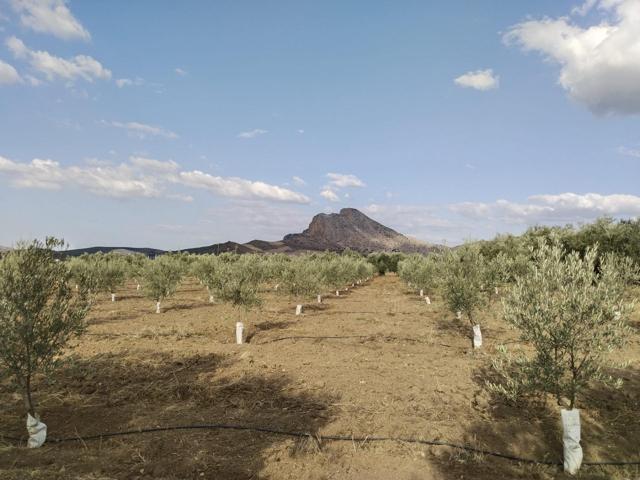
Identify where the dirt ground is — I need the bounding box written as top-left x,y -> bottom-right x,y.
1,274 -> 639,480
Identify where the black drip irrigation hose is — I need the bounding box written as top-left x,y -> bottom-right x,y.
255,334 -> 453,347
2,423 -> 639,466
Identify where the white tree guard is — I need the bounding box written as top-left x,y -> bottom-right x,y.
456,311 -> 462,320
472,324 -> 482,348
209,295 -> 214,303
26,414 -> 46,448
419,289 -> 424,297
136,283 -> 140,291
425,296 -> 431,305
336,290 -> 340,296
317,295 -> 322,303
111,293 -> 116,302
236,322 -> 244,344
156,301 -> 161,314
561,409 -> 583,474
295,304 -> 303,315
494,286 -> 499,295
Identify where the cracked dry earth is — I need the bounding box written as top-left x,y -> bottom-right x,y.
1,274 -> 639,480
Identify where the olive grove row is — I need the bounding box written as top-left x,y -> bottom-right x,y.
398,239 -> 638,473
67,250 -> 376,313
0,237 -> 638,472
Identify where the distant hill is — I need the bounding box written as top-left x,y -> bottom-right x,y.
59,208 -> 441,257
61,246 -> 165,257
283,208 -> 435,254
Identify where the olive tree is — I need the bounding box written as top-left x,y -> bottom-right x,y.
489,240 -> 636,409
97,253 -> 127,302
280,256 -> 323,310
212,256 -> 263,310
141,254 -> 184,313
441,245 -> 488,347
320,256 -> 350,296
487,240 -> 637,474
191,254 -> 220,303
68,254 -> 102,295
0,238 -> 89,443
211,256 -> 263,343
123,253 -> 147,291
398,254 -> 440,302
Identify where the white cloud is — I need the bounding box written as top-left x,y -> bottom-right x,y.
572,0 -> 598,16
129,156 -> 179,172
104,121 -> 178,139
326,172 -> 365,188
319,173 -> 365,203
0,154 -> 310,204
297,129 -> 305,134
10,0 -> 90,40
363,193 -> 640,245
175,67 -> 187,76
24,74 -> 41,85
530,192 -> 640,217
292,175 -> 306,186
617,145 -> 640,158
0,155 -> 163,198
450,193 -> 640,223
6,36 -> 28,58
178,170 -> 310,204
115,77 -> 144,88
237,128 -> 268,139
362,203 -> 464,244
205,200 -> 310,242
320,188 -> 340,202
454,69 -> 499,91
6,36 -> 110,83
0,58 -> 21,84
504,0 -> 640,115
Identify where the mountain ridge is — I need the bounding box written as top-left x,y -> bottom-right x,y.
59,208 -> 440,257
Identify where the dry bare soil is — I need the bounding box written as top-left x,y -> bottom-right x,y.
1,274 -> 639,480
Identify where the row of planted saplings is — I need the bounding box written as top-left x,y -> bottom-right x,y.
0,242 -> 377,448
2,239 -> 637,474
399,240 -> 638,474
190,252 -> 376,344
70,250 -> 376,340
398,247 -> 512,349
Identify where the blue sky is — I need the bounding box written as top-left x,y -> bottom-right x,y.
1,0 -> 639,248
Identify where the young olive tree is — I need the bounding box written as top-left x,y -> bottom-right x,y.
398,254 -> 439,301
211,257 -> 263,343
488,240 -> 637,474
0,238 -> 89,445
280,256 -> 323,310
489,241 -> 636,408
441,245 -> 488,347
68,254 -> 102,295
320,256 -> 350,296
141,254 -> 184,313
191,254 -> 219,303
123,253 -> 147,291
212,256 -> 263,310
97,253 -> 127,302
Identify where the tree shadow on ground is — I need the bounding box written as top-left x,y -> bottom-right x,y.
0,352 -> 337,480
429,360 -> 640,480
436,316 -> 474,340
301,303 -> 330,312
246,320 -> 293,343
162,301 -> 203,313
